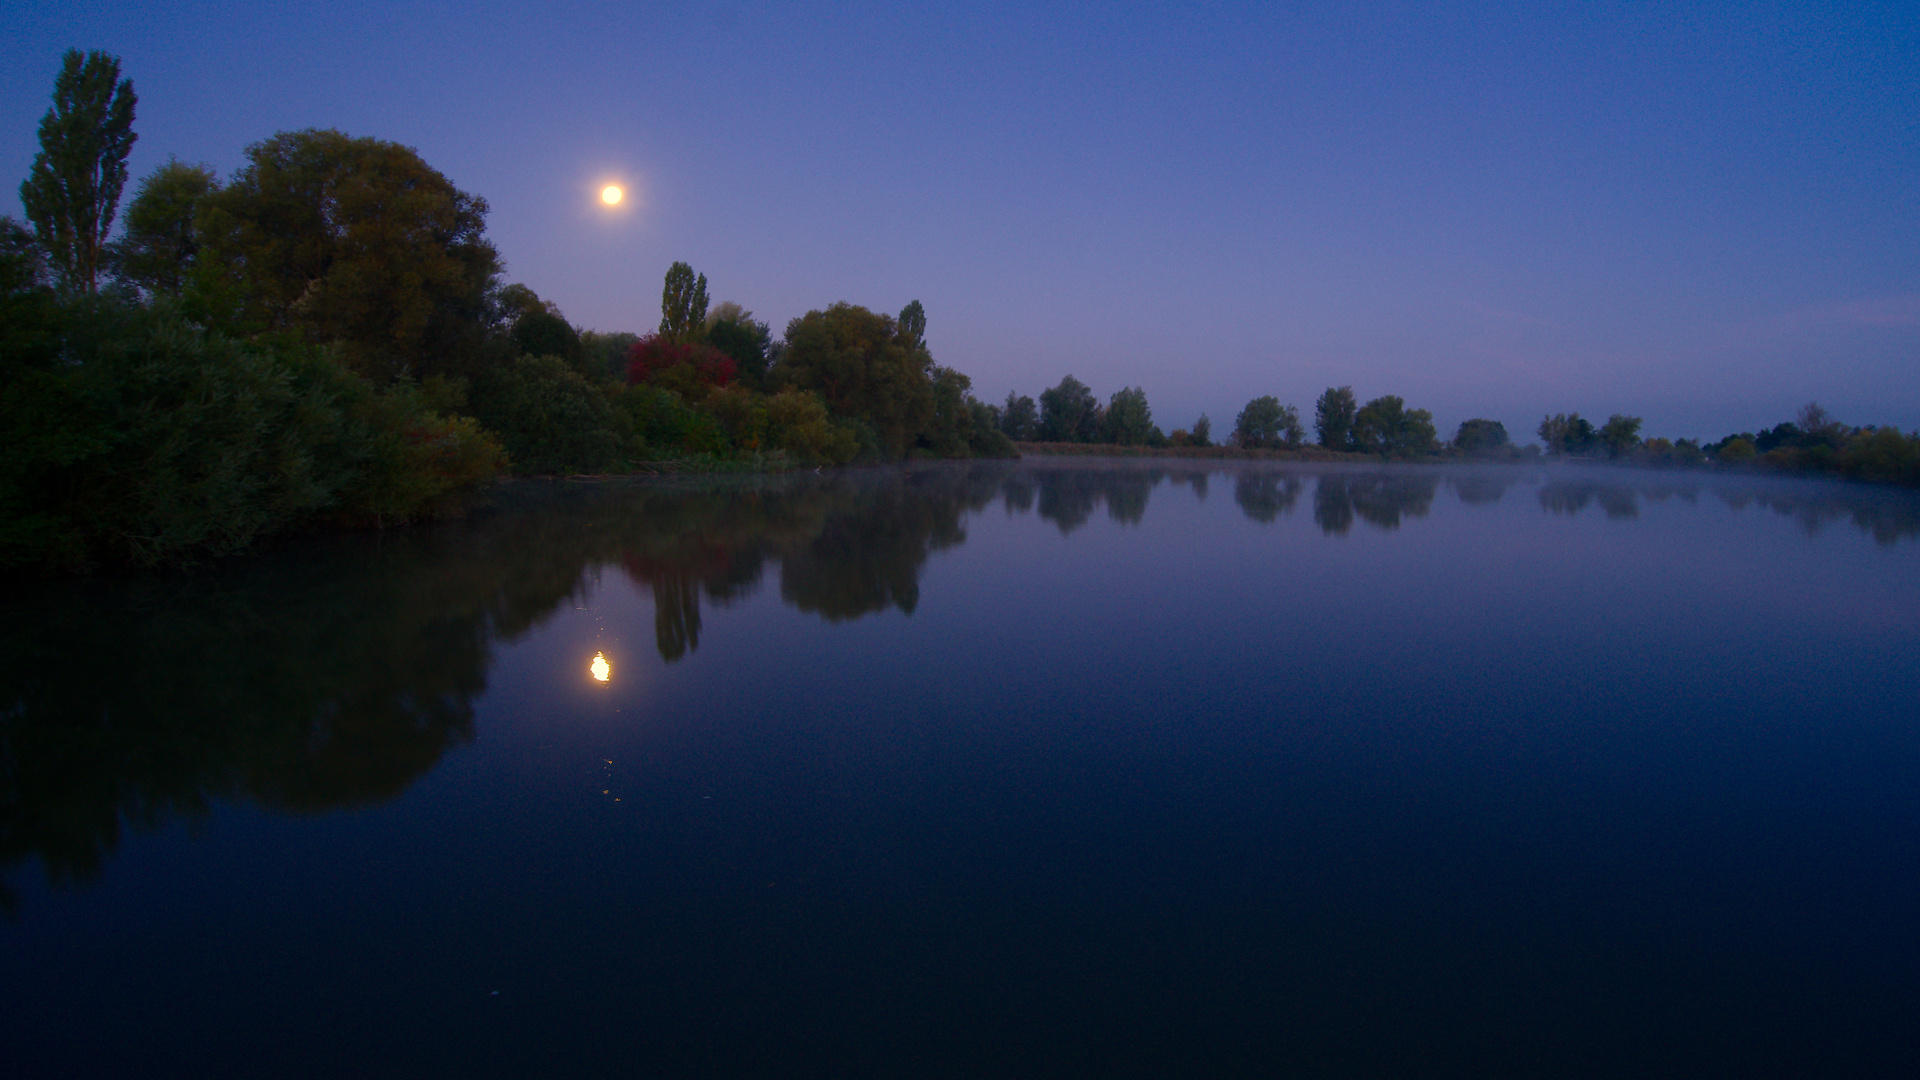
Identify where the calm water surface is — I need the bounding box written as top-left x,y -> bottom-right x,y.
4,460 -> 1918,1077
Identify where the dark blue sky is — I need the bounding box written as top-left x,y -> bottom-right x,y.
6,1 -> 1916,439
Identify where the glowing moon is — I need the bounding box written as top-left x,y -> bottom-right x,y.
600,185 -> 623,206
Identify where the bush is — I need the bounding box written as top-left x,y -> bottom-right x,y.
469,354 -> 621,473
1453,419 -> 1510,457
765,389 -> 858,465
627,334 -> 736,397
1839,428 -> 1920,485
1716,437 -> 1758,465
0,301 -> 503,570
966,400 -> 1019,458
336,383 -> 506,525
611,383 -> 730,458
700,384 -> 773,454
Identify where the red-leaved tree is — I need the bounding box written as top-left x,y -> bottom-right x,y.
626,334 -> 736,393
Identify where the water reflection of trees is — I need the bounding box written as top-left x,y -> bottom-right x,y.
1529,470 -> 1920,544
8,461 -> 1916,907
0,534 -> 516,914
1312,473 -> 1439,535
1234,475 -> 1302,523
1731,486 -> 1920,545
1539,480 -> 1640,519
1029,466 -> 1195,534
0,466 -> 1012,911
1448,474 -> 1518,506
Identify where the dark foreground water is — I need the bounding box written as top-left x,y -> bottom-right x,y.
4,460 -> 1919,1078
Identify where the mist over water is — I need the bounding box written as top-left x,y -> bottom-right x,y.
4,461 -> 1918,1076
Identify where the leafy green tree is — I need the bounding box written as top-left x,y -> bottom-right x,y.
1192,414 -> 1213,447
1453,418 -> 1511,457
764,388 -> 858,464
1039,375 -> 1100,442
511,308 -> 583,368
705,301 -> 773,388
897,300 -> 927,352
1598,414 -> 1643,458
1233,396 -> 1302,448
1839,427 -> 1920,485
195,129 -> 500,382
493,282 -> 546,322
469,354 -> 621,473
109,159 -> 215,297
1,303 -> 501,569
1315,386 -> 1357,450
967,400 -> 1018,457
1105,386 -> 1155,445
1796,402 -> 1844,447
497,283 -> 583,370
659,261 -> 708,343
1538,413 -> 1597,455
923,364 -> 976,456
1,216 -> 50,293
18,50 -> 137,294
1234,396 -> 1280,447
1352,395 -> 1436,457
1715,436 -> 1757,464
776,302 -> 934,458
1,217 -> 56,359
1282,407 -> 1304,447
999,392 -> 1038,440
580,329 -> 640,380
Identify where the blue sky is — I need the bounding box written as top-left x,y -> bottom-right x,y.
5,1 -> 1916,440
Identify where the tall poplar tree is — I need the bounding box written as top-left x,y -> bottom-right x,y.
19,50 -> 137,294
659,262 -> 709,343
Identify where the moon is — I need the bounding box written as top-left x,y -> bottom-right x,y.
600,184 -> 623,206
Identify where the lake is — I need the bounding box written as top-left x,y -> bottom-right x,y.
4,459 -> 1918,1077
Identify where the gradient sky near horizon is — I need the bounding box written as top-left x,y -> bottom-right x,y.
5,0 -> 1916,440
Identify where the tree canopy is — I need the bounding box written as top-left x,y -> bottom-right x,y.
1234,395 -> 1302,449
1453,418 -> 1511,457
1538,413 -> 1598,455
1598,414 -> 1643,458
659,261 -> 709,343
19,49 -> 137,294
776,303 -> 933,458
999,392 -> 1038,441
1352,395 -> 1436,457
111,159 -> 215,297
705,301 -> 774,389
1040,375 -> 1101,443
1315,386 -> 1357,450
195,129 -> 499,382
1105,386 -> 1156,446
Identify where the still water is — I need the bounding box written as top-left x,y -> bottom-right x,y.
4,460 -> 1918,1077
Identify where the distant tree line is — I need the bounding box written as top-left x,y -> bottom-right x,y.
0,50 -> 1011,571
990,378 -> 1445,459
1000,374 -> 1918,486
1523,402 -> 1919,485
